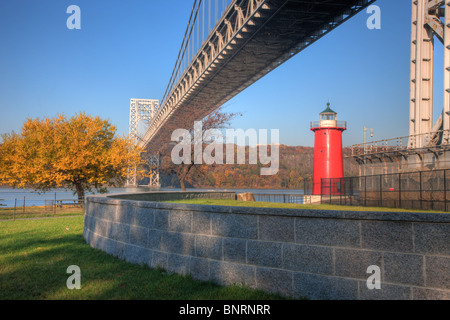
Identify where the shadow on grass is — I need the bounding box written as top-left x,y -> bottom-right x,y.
0,218 -> 290,300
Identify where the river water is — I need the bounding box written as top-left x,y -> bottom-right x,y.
0,187 -> 305,208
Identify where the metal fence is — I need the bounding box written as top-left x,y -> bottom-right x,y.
0,197 -> 84,220
251,178 -> 313,204
349,129 -> 450,157
254,193 -> 304,204
320,177 -> 360,206
304,177 -> 313,196
321,169 -> 450,212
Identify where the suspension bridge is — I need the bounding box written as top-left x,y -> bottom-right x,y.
127,0 -> 376,186
128,0 -> 450,186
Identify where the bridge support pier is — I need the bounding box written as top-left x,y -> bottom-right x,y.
126,166 -> 138,188
125,154 -> 161,188
147,154 -> 161,188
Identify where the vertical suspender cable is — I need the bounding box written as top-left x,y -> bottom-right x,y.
170,0 -> 202,105
208,0 -> 211,32
216,0 -> 218,22
161,0 -> 199,106
197,5 -> 200,51
192,21 -> 194,62
202,0 -> 205,44
162,0 -> 202,107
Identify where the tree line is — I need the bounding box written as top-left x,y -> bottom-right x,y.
158,144 -> 359,190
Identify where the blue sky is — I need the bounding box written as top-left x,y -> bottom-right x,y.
0,0 -> 442,147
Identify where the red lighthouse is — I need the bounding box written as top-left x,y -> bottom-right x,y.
310,103 -> 347,195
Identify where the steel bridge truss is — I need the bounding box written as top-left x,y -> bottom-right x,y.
129,99 -> 159,144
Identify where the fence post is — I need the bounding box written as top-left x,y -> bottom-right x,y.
350,178 -> 353,206
14,198 -> 16,221
420,171 -> 423,210
329,179 -> 332,204
23,196 -> 25,214
364,175 -> 367,207
320,178 -> 323,204
445,170 -> 447,212
379,174 -> 382,207
398,172 -> 402,209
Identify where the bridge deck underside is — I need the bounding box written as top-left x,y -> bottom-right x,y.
145,0 -> 374,153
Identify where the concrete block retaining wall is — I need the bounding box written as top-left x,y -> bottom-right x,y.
83,192 -> 450,300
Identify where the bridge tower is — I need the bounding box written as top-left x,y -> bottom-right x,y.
126,99 -> 161,188
311,104 -> 347,195
409,0 -> 450,148
351,1 -> 450,175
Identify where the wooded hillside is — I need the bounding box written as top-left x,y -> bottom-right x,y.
159,144 -> 359,189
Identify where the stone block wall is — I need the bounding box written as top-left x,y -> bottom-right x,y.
83,192 -> 450,300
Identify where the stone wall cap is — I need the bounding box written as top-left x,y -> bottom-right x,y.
85,192 -> 450,223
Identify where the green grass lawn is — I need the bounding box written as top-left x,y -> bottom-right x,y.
165,199 -> 447,213
0,216 -> 288,300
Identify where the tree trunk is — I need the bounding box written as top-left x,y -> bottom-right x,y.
179,178 -> 186,192
74,183 -> 85,206
177,163 -> 193,192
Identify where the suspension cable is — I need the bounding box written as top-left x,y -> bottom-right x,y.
170,0 -> 202,102
161,0 -> 199,105
161,0 -> 203,107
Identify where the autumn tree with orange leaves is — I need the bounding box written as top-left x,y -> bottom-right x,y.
0,113 -> 146,202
